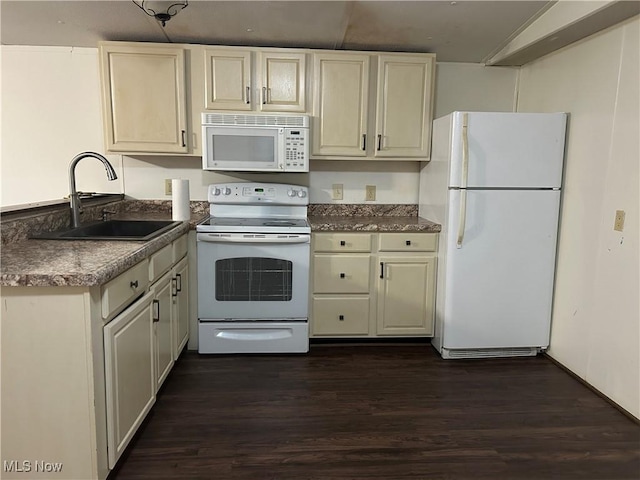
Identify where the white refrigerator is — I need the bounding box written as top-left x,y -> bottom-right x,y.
419,111 -> 567,359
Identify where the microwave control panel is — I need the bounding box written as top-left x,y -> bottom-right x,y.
284,128 -> 309,171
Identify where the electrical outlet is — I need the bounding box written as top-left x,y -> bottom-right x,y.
365,185 -> 376,201
165,179 -> 172,196
332,184 -> 343,200
614,210 -> 625,232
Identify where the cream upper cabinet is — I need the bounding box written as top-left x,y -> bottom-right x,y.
257,51 -> 306,112
99,43 -> 188,154
312,51 -> 435,160
312,52 -> 370,156
204,48 -> 252,110
374,54 -> 435,158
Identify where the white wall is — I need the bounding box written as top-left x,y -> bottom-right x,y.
0,47 -> 518,206
518,17 -> 639,418
0,46 -> 123,205
433,62 -> 519,119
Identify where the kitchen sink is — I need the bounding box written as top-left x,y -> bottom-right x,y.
34,220 -> 182,241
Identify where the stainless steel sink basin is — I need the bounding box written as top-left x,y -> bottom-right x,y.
34,220 -> 182,241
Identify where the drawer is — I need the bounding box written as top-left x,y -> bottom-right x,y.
149,244 -> 173,283
101,259 -> 149,321
378,233 -> 438,252
172,234 -> 188,262
314,233 -> 372,253
312,296 -> 370,335
313,255 -> 370,294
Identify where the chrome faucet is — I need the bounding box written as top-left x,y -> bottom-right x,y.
69,152 -> 118,228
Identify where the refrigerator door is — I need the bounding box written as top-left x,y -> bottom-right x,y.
442,189 -> 560,350
449,112 -> 567,189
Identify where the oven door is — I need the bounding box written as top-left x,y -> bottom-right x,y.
197,233 -> 310,320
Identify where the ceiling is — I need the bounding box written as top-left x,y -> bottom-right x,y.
0,0 -> 556,63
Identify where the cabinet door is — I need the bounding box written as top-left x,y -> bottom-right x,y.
172,256 -> 189,358
103,291 -> 155,468
100,44 -> 188,153
313,53 -> 369,156
258,51 -> 306,112
376,256 -> 436,335
151,271 -> 173,392
375,54 -> 435,158
204,49 -> 252,110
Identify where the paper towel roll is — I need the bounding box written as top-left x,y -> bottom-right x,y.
171,179 -> 190,221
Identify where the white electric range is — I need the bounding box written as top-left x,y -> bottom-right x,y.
196,182 -> 310,354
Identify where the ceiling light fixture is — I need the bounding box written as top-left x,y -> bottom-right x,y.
132,0 -> 188,27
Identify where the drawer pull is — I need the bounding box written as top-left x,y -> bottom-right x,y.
339,315 -> 344,321
340,240 -> 346,246
152,299 -> 160,322
340,273 -> 345,278
380,262 -> 384,279
406,240 -> 412,246
130,280 -> 139,289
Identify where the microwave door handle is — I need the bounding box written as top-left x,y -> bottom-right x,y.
198,234 -> 310,245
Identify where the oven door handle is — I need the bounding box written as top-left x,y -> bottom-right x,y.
197,234 -> 310,244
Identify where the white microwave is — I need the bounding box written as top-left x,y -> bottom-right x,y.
202,113 -> 310,172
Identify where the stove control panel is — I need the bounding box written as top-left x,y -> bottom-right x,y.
208,183 -> 309,205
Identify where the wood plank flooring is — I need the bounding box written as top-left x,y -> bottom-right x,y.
109,344 -> 640,480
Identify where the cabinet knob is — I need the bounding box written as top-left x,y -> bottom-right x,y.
340,273 -> 345,278
130,280 -> 138,289
406,240 -> 411,246
340,240 -> 346,246
339,315 -> 344,321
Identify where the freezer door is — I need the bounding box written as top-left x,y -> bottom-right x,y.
442,189 -> 560,350
449,112 -> 567,188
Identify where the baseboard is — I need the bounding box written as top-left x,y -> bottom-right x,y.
543,353 -> 639,424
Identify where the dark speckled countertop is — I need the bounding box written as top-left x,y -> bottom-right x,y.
0,201 -> 206,288
309,215 -> 440,232
307,204 -> 441,233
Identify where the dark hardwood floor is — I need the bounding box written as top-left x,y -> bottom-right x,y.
109,344 -> 640,480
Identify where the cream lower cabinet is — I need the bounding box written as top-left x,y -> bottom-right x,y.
0,234 -> 190,480
151,271 -> 174,391
311,232 -> 437,337
376,255 -> 436,335
172,255 -> 189,357
103,291 -> 155,469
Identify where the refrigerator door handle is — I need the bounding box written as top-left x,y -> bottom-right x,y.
461,112 -> 469,188
456,189 -> 467,248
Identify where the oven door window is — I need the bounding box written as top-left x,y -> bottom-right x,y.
215,257 -> 292,302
